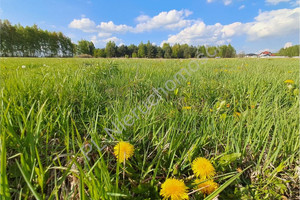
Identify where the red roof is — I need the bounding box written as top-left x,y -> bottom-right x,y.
260,51 -> 271,55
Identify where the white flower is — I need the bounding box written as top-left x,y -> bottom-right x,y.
287,84 -> 293,90
21,65 -> 26,69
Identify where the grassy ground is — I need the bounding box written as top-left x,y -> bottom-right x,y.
0,57 -> 299,199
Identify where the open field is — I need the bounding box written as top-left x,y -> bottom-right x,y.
0,58 -> 299,199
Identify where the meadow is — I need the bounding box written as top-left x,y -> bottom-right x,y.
0,57 -> 299,199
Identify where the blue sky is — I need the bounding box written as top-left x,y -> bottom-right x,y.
1,0 -> 299,53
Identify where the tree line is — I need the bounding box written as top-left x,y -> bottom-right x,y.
80,40 -> 236,58
0,20 -> 74,57
277,45 -> 299,57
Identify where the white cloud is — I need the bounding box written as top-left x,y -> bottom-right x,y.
97,21 -> 133,33
98,32 -> 112,38
265,0 -> 290,5
69,9 -> 193,35
239,5 -> 245,10
224,0 -> 232,5
135,9 -> 192,32
103,36 -> 123,44
284,42 -> 293,48
68,18 -> 96,33
135,15 -> 151,23
246,8 -> 299,40
207,0 -> 233,5
162,8 -> 300,46
161,21 -> 230,46
91,35 -> 123,46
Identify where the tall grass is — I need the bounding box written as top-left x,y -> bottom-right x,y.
0,57 -> 299,199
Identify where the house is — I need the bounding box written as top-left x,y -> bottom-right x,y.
245,53 -> 258,58
259,51 -> 274,57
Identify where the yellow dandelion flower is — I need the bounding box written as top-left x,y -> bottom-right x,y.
187,81 -> 191,85
284,79 -> 294,84
182,106 -> 192,110
209,109 -> 213,112
114,141 -> 134,162
237,168 -> 243,173
160,178 -> 189,200
191,157 -> 216,178
234,112 -> 241,117
194,178 -> 218,195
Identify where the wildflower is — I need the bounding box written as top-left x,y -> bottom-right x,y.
251,105 -> 255,109
284,80 -> 294,84
226,104 -> 230,108
192,157 -> 216,178
237,168 -> 243,173
182,106 -> 192,110
160,178 -> 189,200
187,81 -> 191,85
209,109 -> 213,112
194,178 -> 218,195
234,112 -> 241,117
287,84 -> 293,90
21,65 -> 26,69
114,141 -> 134,162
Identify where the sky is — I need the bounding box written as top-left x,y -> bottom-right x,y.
0,0 -> 299,53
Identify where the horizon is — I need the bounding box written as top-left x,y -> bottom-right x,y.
0,0 -> 299,54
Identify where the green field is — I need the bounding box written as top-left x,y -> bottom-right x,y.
0,58 -> 299,199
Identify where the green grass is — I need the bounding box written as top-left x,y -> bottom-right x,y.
0,57 -> 299,199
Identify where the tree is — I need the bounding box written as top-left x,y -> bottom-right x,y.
180,44 -> 190,58
138,42 -> 146,58
278,45 -> 299,57
172,44 -> 183,58
156,46 -> 164,58
94,48 -> 106,57
128,44 -> 138,58
146,41 -> 156,58
162,43 -> 172,58
117,44 -> 128,57
105,41 -> 117,57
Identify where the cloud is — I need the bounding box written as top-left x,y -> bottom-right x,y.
98,32 -> 112,38
239,5 -> 245,10
69,9 -> 193,35
96,21 -> 133,33
135,9 -> 192,32
265,0 -> 290,5
68,18 -> 96,33
162,8 -> 300,46
91,35 -> 123,46
284,42 -> 293,48
223,0 -> 232,5
103,36 -> 123,44
207,0 -> 233,5
246,8 -> 299,40
161,21 -> 232,46
135,15 -> 151,23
